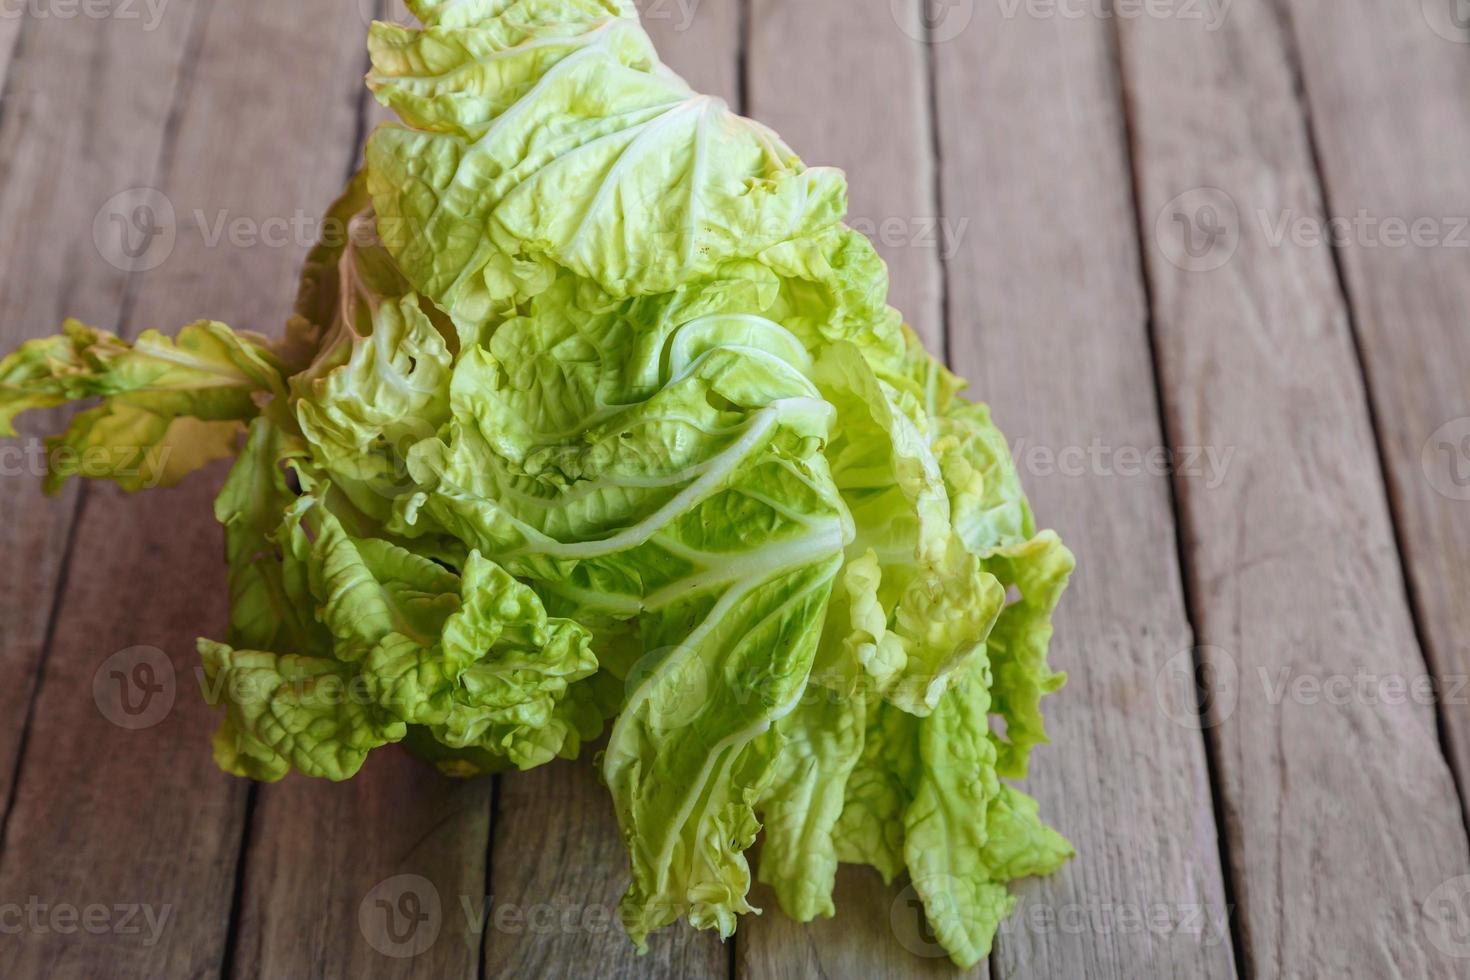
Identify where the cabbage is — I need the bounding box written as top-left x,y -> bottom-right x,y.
0,0 -> 1073,966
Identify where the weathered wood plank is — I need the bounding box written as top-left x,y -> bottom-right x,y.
934,9 -> 1236,979
232,752 -> 492,978
1282,0 -> 1470,823
738,864 -> 971,979
484,757 -> 730,979
639,0 -> 741,110
737,2 -> 971,974
1116,2 -> 1470,976
0,0 -> 202,851
0,478 -> 245,979
0,1 -> 368,976
746,0 -> 944,351
474,8 -> 741,978
0,14 -> 22,90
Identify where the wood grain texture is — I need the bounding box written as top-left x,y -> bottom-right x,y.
0,14 -> 21,91
0,0 -> 201,839
484,757 -> 730,979
738,864 -> 976,979
1116,2 -> 1470,976
639,0 -> 741,109
1281,0 -> 1470,812
746,0 -> 944,352
933,9 -> 1236,979
0,476 -> 246,978
0,0 -> 368,976
232,751 -> 492,978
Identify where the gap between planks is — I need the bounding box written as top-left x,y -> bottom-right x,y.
1274,0 -> 1470,837
1113,1 -> 1470,976
0,0 -> 218,871
932,6 -> 1235,977
0,1 -> 373,977
1105,12 -> 1248,974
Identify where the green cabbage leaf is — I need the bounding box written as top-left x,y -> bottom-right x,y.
0,0 -> 1075,967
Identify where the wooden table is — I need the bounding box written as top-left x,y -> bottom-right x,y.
1,1 -> 1468,977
